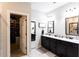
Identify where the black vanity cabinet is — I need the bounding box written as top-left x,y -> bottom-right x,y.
56,40 -> 79,57
41,36 -> 56,52
66,43 -> 79,57
50,38 -> 56,54
41,36 -> 79,57
56,40 -> 67,57
41,36 -> 50,50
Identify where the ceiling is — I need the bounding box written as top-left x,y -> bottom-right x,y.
31,2 -> 68,13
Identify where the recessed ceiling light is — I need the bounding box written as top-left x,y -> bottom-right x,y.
74,7 -> 76,9
53,2 -> 56,4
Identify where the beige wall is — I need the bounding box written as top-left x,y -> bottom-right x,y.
0,2 -> 31,56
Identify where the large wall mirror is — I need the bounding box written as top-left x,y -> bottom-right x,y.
65,16 -> 79,35
47,21 -> 54,33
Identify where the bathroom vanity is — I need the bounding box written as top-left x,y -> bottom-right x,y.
41,35 -> 79,57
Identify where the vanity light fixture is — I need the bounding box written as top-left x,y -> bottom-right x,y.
66,7 -> 77,12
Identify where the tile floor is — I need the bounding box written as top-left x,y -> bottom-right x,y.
23,47 -> 57,57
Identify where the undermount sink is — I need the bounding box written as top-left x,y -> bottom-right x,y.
54,35 -> 64,38
54,35 -> 74,40
45,34 -> 74,40
66,37 -> 73,39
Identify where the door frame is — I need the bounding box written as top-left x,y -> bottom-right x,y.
7,10 -> 30,57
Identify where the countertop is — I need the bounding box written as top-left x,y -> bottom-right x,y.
42,35 -> 79,44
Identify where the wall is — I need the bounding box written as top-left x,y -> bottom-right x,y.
47,2 -> 79,39
0,2 -> 31,56
31,10 -> 48,49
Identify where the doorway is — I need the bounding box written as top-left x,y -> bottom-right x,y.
10,13 -> 27,57
31,21 -> 36,41
31,21 -> 36,49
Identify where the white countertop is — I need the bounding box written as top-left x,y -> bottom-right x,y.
42,35 -> 79,44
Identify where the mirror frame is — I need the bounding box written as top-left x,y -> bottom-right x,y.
47,21 -> 54,33
65,16 -> 79,36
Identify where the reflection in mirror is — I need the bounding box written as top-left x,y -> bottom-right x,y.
47,21 -> 54,33
38,23 -> 46,35
65,16 -> 79,35
31,21 -> 36,41
38,23 -> 46,28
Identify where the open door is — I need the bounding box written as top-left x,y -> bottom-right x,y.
20,16 -> 27,54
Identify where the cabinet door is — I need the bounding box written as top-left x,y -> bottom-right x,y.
41,36 -> 49,49
41,36 -> 46,47
56,40 -> 66,57
50,38 -> 56,53
66,43 -> 78,57
44,37 -> 49,50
